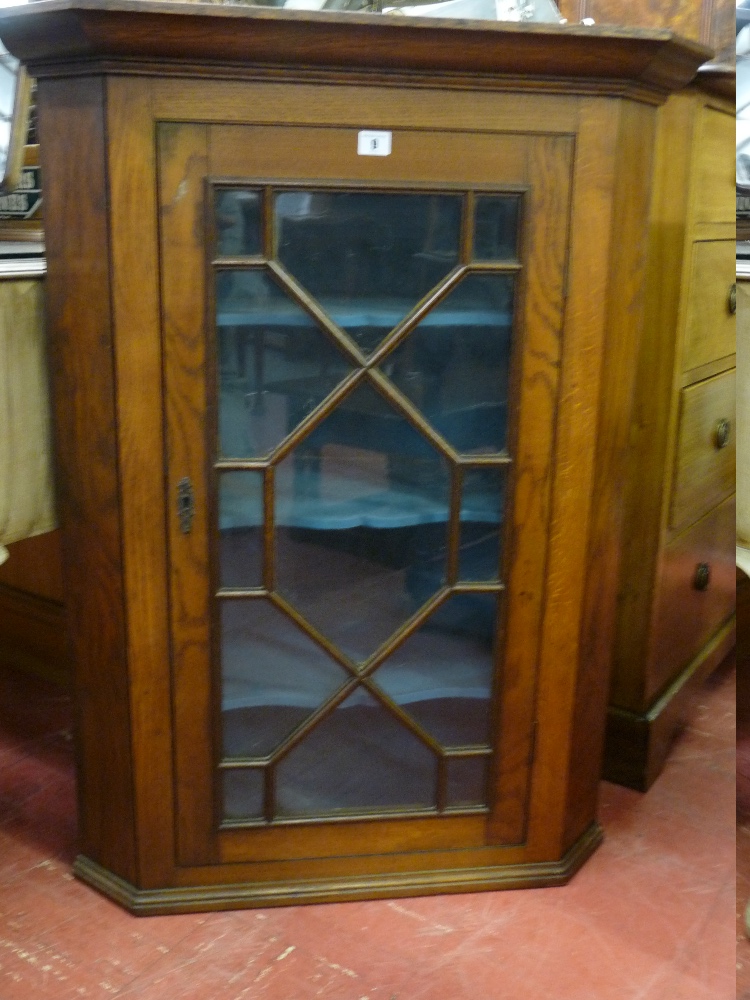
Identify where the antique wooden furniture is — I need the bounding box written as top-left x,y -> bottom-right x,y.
603,70 -> 736,790
0,0 -> 707,913
736,257 -> 750,665
556,0 -> 735,66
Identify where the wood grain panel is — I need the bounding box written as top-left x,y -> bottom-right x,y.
609,90 -> 695,711
564,97 -> 656,849
220,814 -> 486,866
210,125 -> 527,186
692,108 -> 735,226
646,495 -> 735,703
682,241 -> 736,374
526,97 -> 619,859
106,76 -> 175,889
556,0 -> 585,23
670,368 -> 735,531
709,0 -> 736,63
487,134 -> 572,846
586,0 -> 702,40
0,530 -> 64,601
206,835 -> 533,886
36,75 -> 137,883
0,583 -> 69,688
158,122 -> 214,867
155,80 -> 580,135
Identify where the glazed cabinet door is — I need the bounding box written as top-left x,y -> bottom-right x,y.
158,122 -> 572,867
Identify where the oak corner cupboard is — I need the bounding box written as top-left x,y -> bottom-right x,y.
0,0 -> 708,914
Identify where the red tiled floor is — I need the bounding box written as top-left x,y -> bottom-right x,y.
0,662 -> 736,999
737,823 -> 750,1000
737,653 -> 750,1000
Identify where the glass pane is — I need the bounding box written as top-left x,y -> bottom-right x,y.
218,471 -> 263,589
222,768 -> 265,821
275,191 -> 462,355
275,381 -> 450,662
379,273 -> 514,455
473,195 -> 519,261
459,467 -> 505,582
221,599 -> 350,759
275,688 -> 436,817
372,593 -> 496,748
215,189 -> 261,256
446,756 -> 488,809
217,270 -> 353,458
0,43 -> 21,185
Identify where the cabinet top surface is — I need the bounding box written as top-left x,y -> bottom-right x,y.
0,0 -> 709,95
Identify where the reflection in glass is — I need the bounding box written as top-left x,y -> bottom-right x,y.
275,688 -> 436,816
274,381 -> 450,662
0,40 -> 25,190
216,270 -> 352,458
222,768 -> 265,821
0,45 -> 16,182
380,274 -> 514,454
372,593 -> 496,748
275,191 -> 462,355
221,599 -> 350,759
218,471 -> 263,589
446,756 -> 489,809
215,189 -> 261,256
473,196 -> 519,261
459,467 -> 505,582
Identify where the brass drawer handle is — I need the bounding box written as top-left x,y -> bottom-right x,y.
729,283 -> 737,315
714,418 -> 731,450
693,562 -> 711,591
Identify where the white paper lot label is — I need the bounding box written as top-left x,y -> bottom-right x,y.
357,131 -> 392,156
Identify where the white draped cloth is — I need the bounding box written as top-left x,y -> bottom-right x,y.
0,278 -> 56,563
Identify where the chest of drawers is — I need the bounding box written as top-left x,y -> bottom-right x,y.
604,72 -> 736,790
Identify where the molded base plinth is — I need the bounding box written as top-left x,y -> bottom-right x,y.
604,618 -> 735,791
73,822 -> 603,915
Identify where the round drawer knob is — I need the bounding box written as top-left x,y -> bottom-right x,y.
729,283 -> 737,315
694,562 -> 711,591
714,418 -> 731,450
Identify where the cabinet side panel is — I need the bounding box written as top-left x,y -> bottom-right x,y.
564,99 -> 656,848
36,77 -> 137,882
609,93 -> 695,711
526,99 -> 618,859
106,76 -> 176,888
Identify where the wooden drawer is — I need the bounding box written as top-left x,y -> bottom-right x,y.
692,107 -> 735,225
670,368 -> 735,532
682,240 -> 736,373
647,495 -> 735,703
